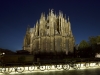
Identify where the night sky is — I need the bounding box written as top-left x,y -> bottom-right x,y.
0,0 -> 100,52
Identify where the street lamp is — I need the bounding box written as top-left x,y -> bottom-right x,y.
0,52 -> 5,63
0,52 -> 5,56
2,52 -> 5,55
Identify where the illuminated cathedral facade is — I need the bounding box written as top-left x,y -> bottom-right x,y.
23,9 -> 75,55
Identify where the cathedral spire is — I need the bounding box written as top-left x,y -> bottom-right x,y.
65,14 -> 66,19
35,23 -> 38,36
64,14 -> 67,23
43,12 -> 45,16
61,11 -> 63,17
49,9 -> 50,16
50,9 -> 54,16
68,16 -> 70,22
47,14 -> 49,20
27,25 -> 30,33
34,25 -> 36,33
43,12 -> 46,21
54,11 -> 57,18
41,12 -> 44,19
36,20 -> 38,25
59,10 -> 61,17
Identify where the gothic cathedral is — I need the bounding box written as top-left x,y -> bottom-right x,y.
23,9 -> 75,55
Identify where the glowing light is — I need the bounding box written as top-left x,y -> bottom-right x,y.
95,53 -> 100,58
90,63 -> 96,67
0,63 -> 100,74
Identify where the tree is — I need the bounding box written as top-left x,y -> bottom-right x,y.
88,36 -> 96,46
78,40 -> 89,50
88,36 -> 100,50
96,36 -> 100,43
78,40 -> 93,58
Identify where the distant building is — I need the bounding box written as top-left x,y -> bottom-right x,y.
16,50 -> 30,55
23,9 -> 75,55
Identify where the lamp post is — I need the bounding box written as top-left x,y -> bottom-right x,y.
0,52 -> 5,56
0,52 -> 5,63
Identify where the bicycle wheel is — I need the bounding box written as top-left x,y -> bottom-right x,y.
39,65 -> 46,71
46,65 -> 52,70
62,64 -> 70,70
2,66 -> 13,73
73,64 -> 81,69
85,63 -> 90,68
16,66 -> 25,73
7,66 -> 13,73
1,67 -> 6,73
56,64 -> 62,70
28,64 -> 35,71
